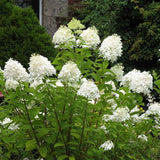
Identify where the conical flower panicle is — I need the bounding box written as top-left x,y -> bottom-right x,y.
4,58 -> 29,82
28,54 -> 56,80
58,61 -> 81,85
99,34 -> 122,62
52,25 -> 75,48
77,80 -> 100,100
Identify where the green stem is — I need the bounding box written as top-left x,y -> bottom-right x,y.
19,84 -> 40,147
46,83 -> 68,154
66,94 -> 77,155
62,84 -> 69,115
113,134 -> 119,160
50,85 -> 70,154
79,98 -> 88,157
44,107 -> 48,128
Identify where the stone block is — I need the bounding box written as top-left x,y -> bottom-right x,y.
44,0 -> 68,17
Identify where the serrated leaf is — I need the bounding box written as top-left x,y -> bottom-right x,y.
25,139 -> 37,151
39,146 -> 47,158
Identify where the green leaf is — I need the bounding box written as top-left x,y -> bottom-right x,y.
25,139 -> 37,151
71,132 -> 80,139
54,143 -> 64,148
36,128 -> 49,138
57,155 -> 68,160
69,156 -> 75,160
39,146 -> 48,158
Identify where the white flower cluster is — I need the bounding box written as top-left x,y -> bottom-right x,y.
29,54 -> 56,80
3,54 -> 56,90
3,58 -> 29,90
4,58 -> 29,82
79,26 -> 101,49
107,99 -> 118,110
102,107 -> 130,122
130,106 -> 147,123
99,34 -> 122,62
52,25 -> 75,47
30,79 -> 43,89
58,61 -> 81,85
100,125 -> 109,134
0,117 -> 19,130
138,134 -> 148,142
132,113 -> 148,123
145,102 -> 160,116
130,105 -> 140,114
110,63 -> 124,81
5,79 -> 19,90
77,80 -> 100,100
121,69 -> 153,95
52,18 -> 101,50
67,17 -> 85,31
105,80 -> 116,91
100,140 -> 114,150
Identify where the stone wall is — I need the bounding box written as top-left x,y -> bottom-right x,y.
42,0 -> 68,37
15,0 -> 82,37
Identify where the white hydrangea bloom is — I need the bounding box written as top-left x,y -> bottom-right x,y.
130,105 -> 140,114
100,140 -> 114,150
114,89 -> 127,98
79,26 -> 101,49
154,118 -> 160,129
58,61 -> 81,84
67,17 -> 85,31
0,117 -> 19,130
77,80 -> 100,100
8,122 -> 19,130
110,63 -> 124,81
55,80 -> 64,87
5,79 -> 19,90
28,54 -> 56,80
107,99 -> 117,110
100,125 -> 109,134
30,79 -> 43,89
121,69 -> 153,95
138,134 -> 148,141
4,58 -> 29,82
147,94 -> 155,103
105,80 -> 116,91
52,25 -> 75,47
103,107 -> 130,122
131,114 -> 141,123
99,34 -> 122,62
1,117 -> 12,125
130,106 -> 142,123
145,102 -> 160,116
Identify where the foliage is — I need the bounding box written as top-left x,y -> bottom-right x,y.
0,18 -> 160,160
128,2 -> 160,63
71,0 -> 160,72
0,0 -> 56,69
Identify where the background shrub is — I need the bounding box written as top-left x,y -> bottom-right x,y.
0,0 -> 56,68
71,0 -> 160,72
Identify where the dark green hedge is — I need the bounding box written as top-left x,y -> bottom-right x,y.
0,0 -> 56,68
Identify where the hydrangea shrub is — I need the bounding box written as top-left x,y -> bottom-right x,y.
0,18 -> 159,160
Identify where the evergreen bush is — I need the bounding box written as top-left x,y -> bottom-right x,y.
0,0 -> 56,69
